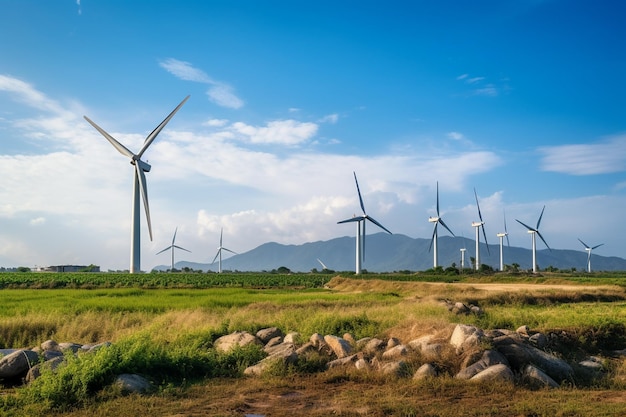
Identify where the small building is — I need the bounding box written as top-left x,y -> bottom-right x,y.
45,265 -> 100,272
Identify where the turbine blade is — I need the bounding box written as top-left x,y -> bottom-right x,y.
220,227 -> 223,246
338,217 -> 361,224
578,238 -> 589,249
138,95 -> 190,158
353,172 -> 366,214
172,227 -> 178,245
438,218 -> 455,237
156,245 -> 172,255
436,181 -> 440,216
503,210 -> 508,234
536,205 -> 545,229
84,116 -> 135,159
516,219 -> 535,232
536,230 -> 551,251
474,188 -> 484,222
211,249 -> 220,264
481,225 -> 490,255
429,223 -> 437,252
172,245 -> 192,253
592,243 -> 604,250
222,248 -> 237,255
135,164 -> 153,241
366,215 -> 392,235
506,234 -> 510,247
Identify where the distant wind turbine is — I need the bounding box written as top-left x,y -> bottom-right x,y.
578,238 -> 604,273
459,234 -> 467,270
428,182 -> 455,268
516,206 -> 551,273
496,210 -> 510,271
156,227 -> 191,271
471,188 -> 490,271
317,258 -> 328,270
337,171 -> 392,274
84,96 -> 190,273
212,228 -> 237,273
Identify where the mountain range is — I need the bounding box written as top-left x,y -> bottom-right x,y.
152,233 -> 626,273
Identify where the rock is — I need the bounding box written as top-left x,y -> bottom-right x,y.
381,360 -> 410,377
523,364 -> 559,388
408,335 -> 435,351
244,345 -> 298,376
470,364 -> 514,383
263,336 -> 283,351
387,337 -> 401,348
413,363 -> 437,380
0,350 -> 40,379
324,335 -> 352,359
382,345 -> 408,360
362,338 -> 386,355
58,343 -> 82,353
327,354 -> 359,369
309,333 -> 325,348
457,350 -> 509,380
529,332 -> 548,348
214,331 -> 262,353
579,356 -> 605,371
420,343 -> 444,361
450,324 -> 483,353
355,358 -> 371,370
496,342 -> 532,371
452,302 -> 470,315
284,332 -> 300,344
469,305 -> 483,316
82,341 -> 112,353
25,356 -> 65,383
525,345 -> 573,383
42,350 -> 64,361
41,340 -> 60,352
115,373 -> 152,394
516,325 -> 531,336
295,342 -> 317,356
343,333 -> 356,346
256,327 -> 283,344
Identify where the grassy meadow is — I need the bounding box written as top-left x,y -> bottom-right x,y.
2,271 -> 626,415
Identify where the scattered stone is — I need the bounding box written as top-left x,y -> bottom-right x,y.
214,332 -> 262,353
413,363 -> 437,380
457,350 -> 509,380
382,345 -> 408,360
529,332 -> 548,348
381,360 -> 410,377
523,364 -> 559,388
41,340 -> 60,352
387,337 -> 401,349
362,338 -> 386,355
309,333 -> 325,348
470,364 -> 514,383
284,332 -> 300,344
115,373 -> 153,394
256,327 -> 283,344
323,335 -> 352,359
25,356 -> 65,383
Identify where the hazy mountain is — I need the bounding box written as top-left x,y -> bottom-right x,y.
153,233 -> 626,273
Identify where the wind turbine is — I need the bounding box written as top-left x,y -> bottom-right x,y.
211,228 -> 237,273
459,234 -> 467,270
471,188 -> 489,271
317,258 -> 328,271
156,227 -> 191,271
337,171 -> 392,274
428,182 -> 455,268
85,96 -> 190,273
578,238 -> 604,273
496,210 -> 510,271
516,206 -> 551,273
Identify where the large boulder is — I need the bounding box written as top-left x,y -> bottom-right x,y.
470,364 -> 514,383
456,350 -> 509,380
25,356 -> 65,383
382,344 -> 408,360
244,344 -> 298,376
256,327 -> 283,344
413,363 -> 437,380
523,364 -> 559,388
450,324 -> 483,353
114,373 -> 153,394
324,335 -> 352,359
214,331 -> 262,353
0,349 -> 40,379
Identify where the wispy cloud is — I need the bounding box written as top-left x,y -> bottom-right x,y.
318,113 -> 339,124
456,74 -> 501,97
159,58 -> 244,109
539,135 -> 626,175
447,131 -> 464,140
230,120 -> 318,145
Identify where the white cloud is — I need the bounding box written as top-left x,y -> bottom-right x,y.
319,113 -> 339,124
230,119 -> 318,145
539,135 -> 626,175
30,217 -> 46,226
447,131 -> 464,140
159,58 -> 244,109
204,118 -> 229,127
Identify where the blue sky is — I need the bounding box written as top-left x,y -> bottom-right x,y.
1,1 -> 625,271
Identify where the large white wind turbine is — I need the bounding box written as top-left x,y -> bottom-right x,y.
578,238 -> 604,273
428,182 -> 455,268
156,227 -> 191,271
212,228 -> 237,273
85,96 -> 190,273
496,210 -> 510,271
337,172 -> 392,274
471,188 -> 489,271
516,206 -> 551,273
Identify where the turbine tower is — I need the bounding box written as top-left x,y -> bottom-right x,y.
496,210 -> 510,271
578,238 -> 604,273
428,182 -> 455,268
212,228 -> 237,273
337,171 -> 392,274
156,227 -> 191,271
471,188 -> 489,271
516,205 -> 551,273
85,96 -> 189,273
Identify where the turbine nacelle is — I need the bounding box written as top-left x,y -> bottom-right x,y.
134,159 -> 151,172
